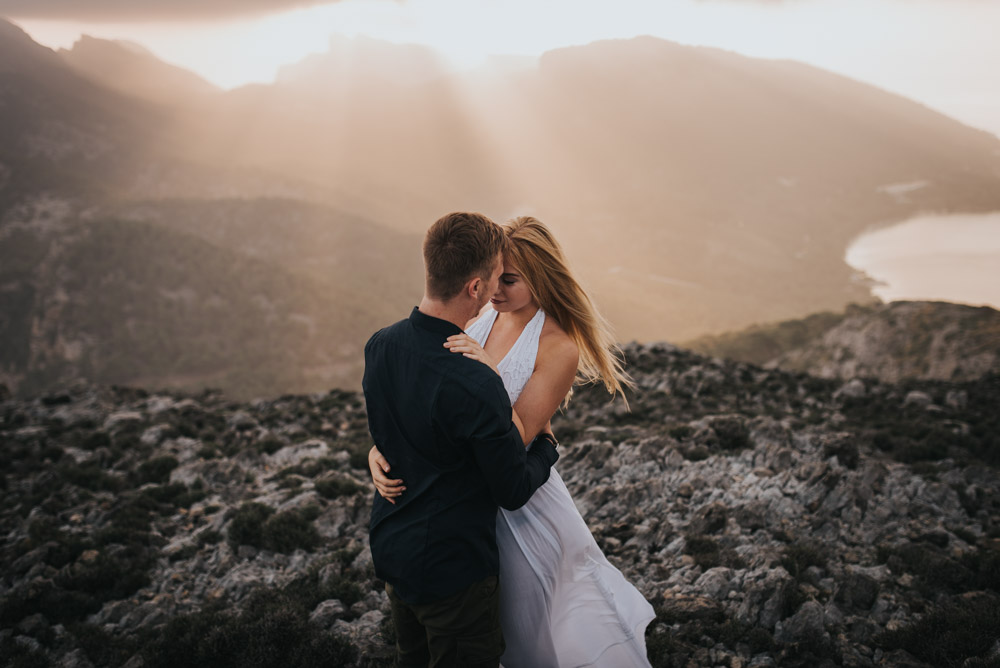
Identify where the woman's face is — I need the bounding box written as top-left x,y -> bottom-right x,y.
490,259 -> 535,313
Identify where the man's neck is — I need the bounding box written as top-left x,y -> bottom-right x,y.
418,296 -> 473,330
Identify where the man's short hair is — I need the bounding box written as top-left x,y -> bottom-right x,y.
423,212 -> 507,301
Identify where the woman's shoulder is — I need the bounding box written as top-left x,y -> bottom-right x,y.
538,314 -> 578,364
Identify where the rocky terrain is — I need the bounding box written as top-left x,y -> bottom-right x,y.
2,344 -> 999,667
685,301 -> 1000,384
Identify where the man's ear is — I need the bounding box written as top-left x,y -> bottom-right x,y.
466,276 -> 482,300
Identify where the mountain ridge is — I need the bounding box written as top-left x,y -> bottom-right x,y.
3,19 -> 1000,398
684,300 -> 1000,383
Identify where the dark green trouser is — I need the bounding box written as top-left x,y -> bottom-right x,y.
386,576 -> 504,668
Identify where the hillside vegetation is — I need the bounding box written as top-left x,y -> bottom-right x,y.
2,344 -> 998,667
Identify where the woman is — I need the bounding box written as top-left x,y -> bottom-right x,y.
369,216 -> 654,667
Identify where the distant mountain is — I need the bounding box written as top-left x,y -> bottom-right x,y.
4,21 -> 1000,398
0,20 -> 159,206
59,35 -> 219,107
167,34 -> 1000,341
0,199 -> 423,399
276,34 -> 449,91
684,300 -> 1000,382
0,21 -> 425,398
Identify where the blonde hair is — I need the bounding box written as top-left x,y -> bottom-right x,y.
503,216 -> 631,405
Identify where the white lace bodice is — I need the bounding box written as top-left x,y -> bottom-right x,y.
465,307 -> 545,404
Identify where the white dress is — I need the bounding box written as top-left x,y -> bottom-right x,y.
466,307 -> 655,668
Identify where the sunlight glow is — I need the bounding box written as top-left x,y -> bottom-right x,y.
14,0 -> 1000,136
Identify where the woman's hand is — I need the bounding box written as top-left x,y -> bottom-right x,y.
444,333 -> 499,375
368,445 -> 405,504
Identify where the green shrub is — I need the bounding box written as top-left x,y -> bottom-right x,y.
261,510 -> 321,553
315,475 -> 363,500
668,425 -> 693,440
137,456 -> 179,484
713,418 -> 750,451
257,435 -> 285,455
348,448 -> 370,470
80,431 -> 112,450
228,502 -> 274,548
68,622 -> 140,668
878,594 -> 1000,667
0,634 -> 50,668
683,533 -> 720,569
58,461 -> 119,492
142,482 -> 206,508
781,541 -> 827,580
141,589 -> 357,668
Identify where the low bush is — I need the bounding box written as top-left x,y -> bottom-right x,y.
878,593 -> 1000,668
683,533 -> 720,569
227,502 -> 274,548
227,503 -> 320,553
141,589 -> 357,668
781,541 -> 826,580
261,509 -> 321,553
315,475 -> 363,500
137,456 -> 179,484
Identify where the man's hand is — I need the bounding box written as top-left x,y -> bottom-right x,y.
369,445 -> 405,504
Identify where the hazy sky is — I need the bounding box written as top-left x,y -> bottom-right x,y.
7,0 -> 1000,137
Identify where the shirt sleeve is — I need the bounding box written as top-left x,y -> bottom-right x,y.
441,375 -> 559,510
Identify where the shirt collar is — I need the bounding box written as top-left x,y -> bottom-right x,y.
409,306 -> 464,337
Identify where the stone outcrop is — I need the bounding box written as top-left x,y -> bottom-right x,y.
1,344 -> 998,667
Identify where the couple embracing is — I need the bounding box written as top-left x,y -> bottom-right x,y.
363,212 -> 654,667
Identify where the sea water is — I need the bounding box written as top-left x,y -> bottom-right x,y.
845,211 -> 1000,309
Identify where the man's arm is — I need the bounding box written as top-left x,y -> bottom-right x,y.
447,378 -> 558,510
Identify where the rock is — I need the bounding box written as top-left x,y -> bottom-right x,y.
944,390 -> 967,410
834,379 -> 866,400
227,411 -> 258,431
694,567 -> 733,600
734,504 -> 766,531
690,502 -> 728,534
659,593 -> 725,623
353,609 -> 385,639
267,439 -> 330,467
880,649 -> 933,667
140,425 -> 172,447
59,648 -> 95,668
103,411 -> 144,431
915,529 -> 949,547
309,599 -> 347,628
902,391 -> 933,408
774,600 -> 826,644
16,613 -> 50,636
836,570 -> 879,610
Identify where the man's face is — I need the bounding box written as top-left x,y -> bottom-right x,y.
477,253 -> 504,313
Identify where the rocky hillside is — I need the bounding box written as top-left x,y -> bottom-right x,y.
0,196 -> 423,400
685,300 -> 1000,383
2,345 -> 998,667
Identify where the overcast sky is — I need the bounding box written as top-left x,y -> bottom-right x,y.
6,0 -> 1000,137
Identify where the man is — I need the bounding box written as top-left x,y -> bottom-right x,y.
363,211 -> 559,667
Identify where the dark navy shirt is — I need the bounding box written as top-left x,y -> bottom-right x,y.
363,307 -> 558,604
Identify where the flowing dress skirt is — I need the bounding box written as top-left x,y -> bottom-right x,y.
497,468 -> 655,667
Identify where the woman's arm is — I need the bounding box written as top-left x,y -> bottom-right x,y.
445,326 -> 578,445
510,332 -> 578,444
368,445 -> 405,504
